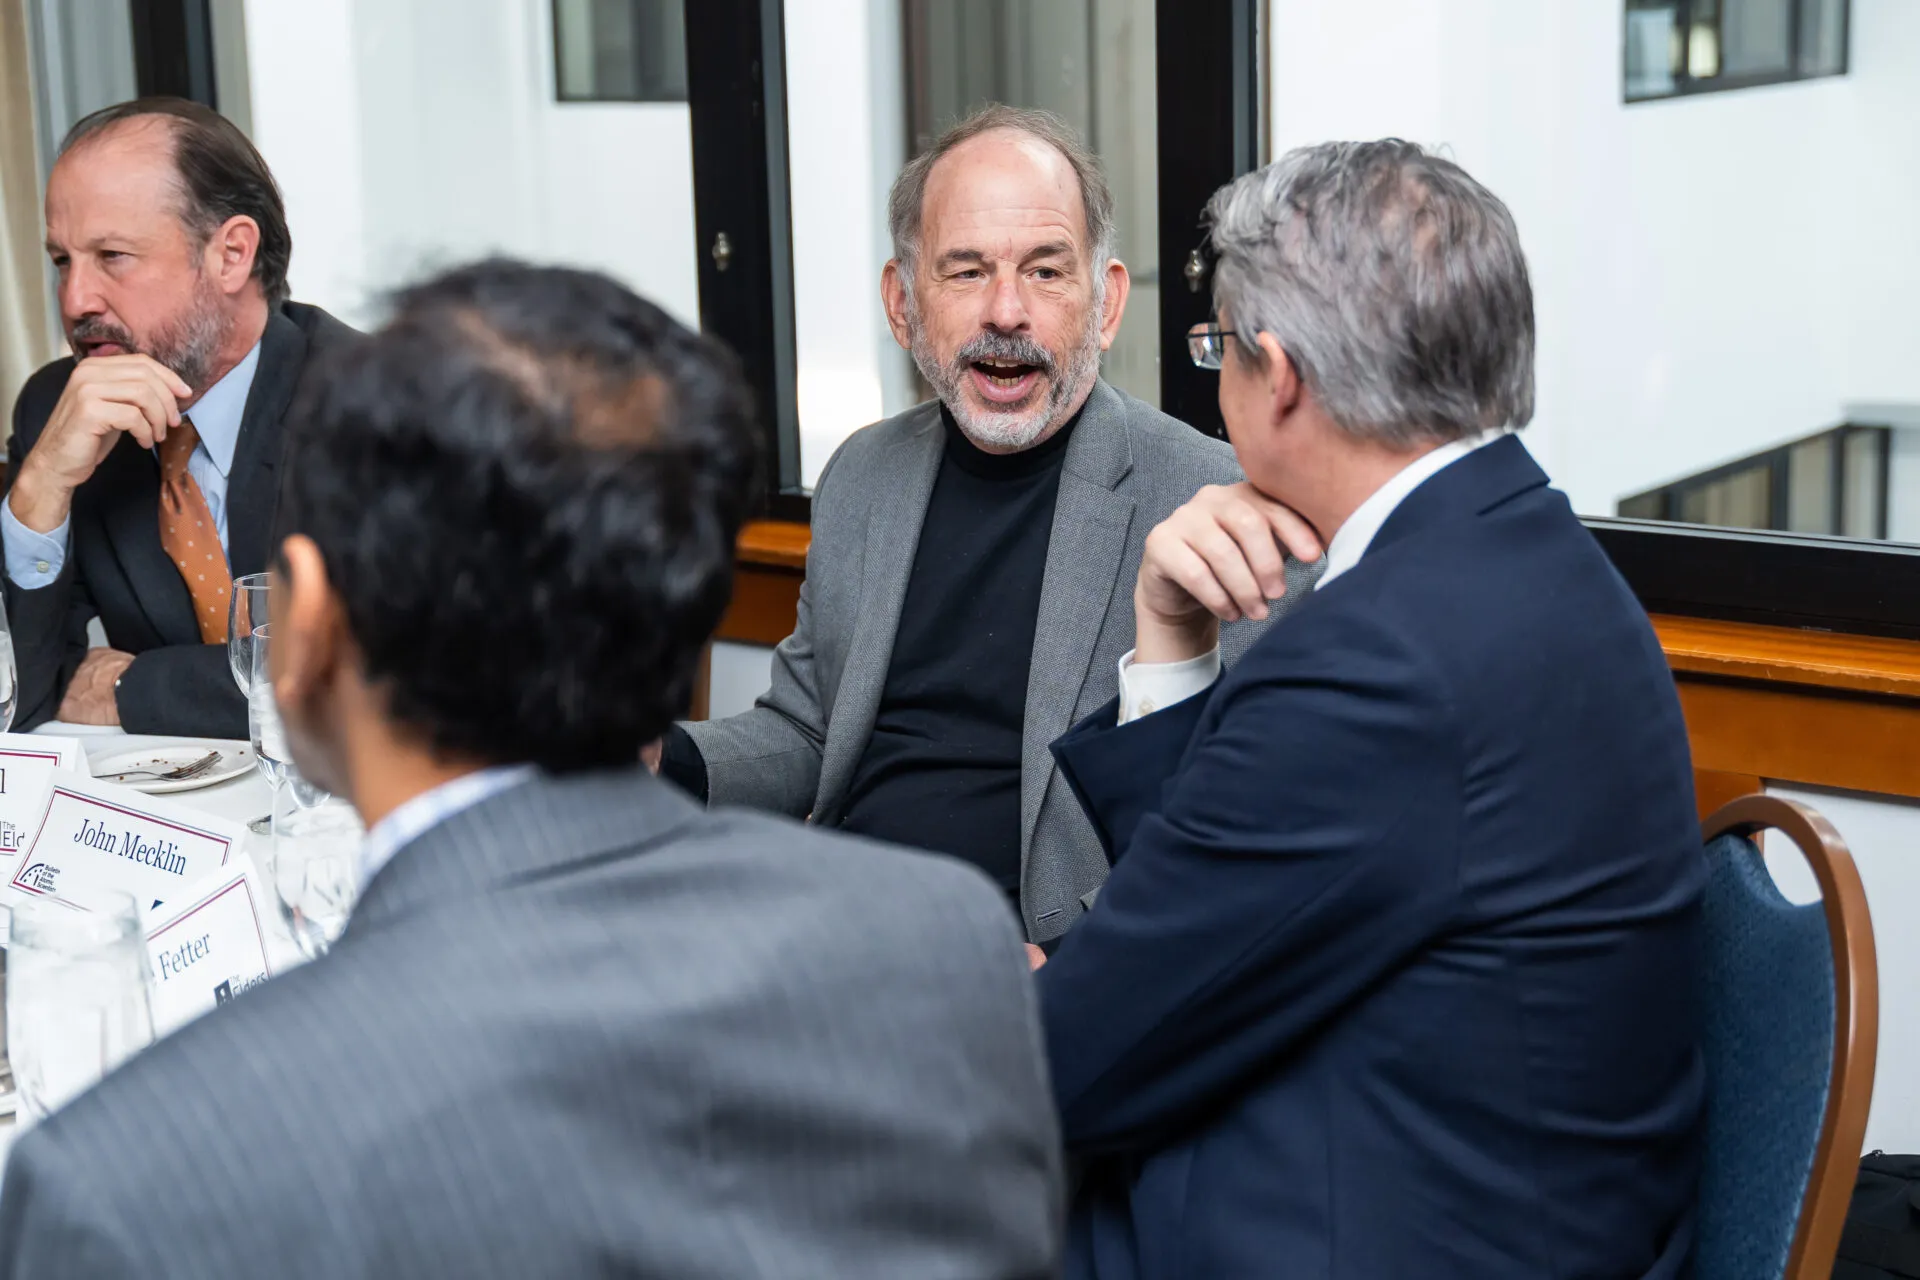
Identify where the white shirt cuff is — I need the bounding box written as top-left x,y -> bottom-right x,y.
1116,646 -> 1221,725
1,499 -> 69,589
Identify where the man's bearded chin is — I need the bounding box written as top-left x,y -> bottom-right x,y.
70,275 -> 229,395
911,302 -> 1105,452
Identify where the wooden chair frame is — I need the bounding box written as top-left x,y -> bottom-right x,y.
1704,795 -> 1879,1280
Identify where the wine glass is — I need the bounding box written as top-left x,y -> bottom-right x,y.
228,572 -> 272,695
269,786 -> 362,960
0,623 -> 17,735
7,888 -> 155,1124
248,625 -> 292,787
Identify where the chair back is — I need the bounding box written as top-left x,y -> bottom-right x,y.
1692,795 -> 1877,1280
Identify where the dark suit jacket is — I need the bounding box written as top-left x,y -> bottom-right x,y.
0,770 -> 1063,1279
5,302 -> 357,737
1038,435 -> 1705,1279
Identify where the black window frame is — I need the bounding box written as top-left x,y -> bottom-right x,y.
1624,0 -> 1849,104
129,0 -> 218,106
684,0 -> 1261,523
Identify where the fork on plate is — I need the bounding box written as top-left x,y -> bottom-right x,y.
104,750 -> 223,783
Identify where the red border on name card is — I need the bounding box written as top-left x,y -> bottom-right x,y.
10,785 -> 237,905
148,872 -> 273,980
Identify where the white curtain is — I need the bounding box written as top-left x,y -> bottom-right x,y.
1,0 -> 56,425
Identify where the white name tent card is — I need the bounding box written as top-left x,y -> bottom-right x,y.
7,773 -> 246,913
0,735 -> 89,894
143,854 -> 276,1035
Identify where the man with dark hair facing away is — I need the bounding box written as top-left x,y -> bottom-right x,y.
0,260 -> 1063,1280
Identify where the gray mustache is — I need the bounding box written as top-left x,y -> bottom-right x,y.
70,318 -> 136,351
954,332 -> 1056,375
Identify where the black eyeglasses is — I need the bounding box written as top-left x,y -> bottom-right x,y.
1186,322 -> 1239,370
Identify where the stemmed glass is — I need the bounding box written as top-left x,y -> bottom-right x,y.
228,572 -> 272,696
0,595 -> 17,735
248,625 -> 292,788
7,888 -> 155,1124
245,619 -> 361,958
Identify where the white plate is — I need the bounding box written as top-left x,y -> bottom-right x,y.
91,742 -> 256,794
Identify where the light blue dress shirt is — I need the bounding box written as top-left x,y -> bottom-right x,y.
354,765 -> 539,896
3,340 -> 263,589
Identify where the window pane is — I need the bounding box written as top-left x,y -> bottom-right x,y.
1720,0 -> 1793,77
784,0 -> 915,491
239,3 -> 701,335
1799,0 -> 1848,74
1786,435 -> 1834,533
1841,428 -> 1884,538
1689,0 -> 1724,78
553,0 -> 687,102
1677,466 -> 1771,530
1625,4 -> 1681,99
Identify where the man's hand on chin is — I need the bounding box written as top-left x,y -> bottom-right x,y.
58,648 -> 136,725
1134,482 -> 1322,663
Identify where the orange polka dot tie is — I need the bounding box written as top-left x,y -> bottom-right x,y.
157,416 -> 232,645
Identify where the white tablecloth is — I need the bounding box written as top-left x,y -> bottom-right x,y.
1,725 -> 307,1164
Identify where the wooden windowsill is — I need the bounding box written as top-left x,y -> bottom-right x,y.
737,520 -> 810,571
1651,615 -> 1920,701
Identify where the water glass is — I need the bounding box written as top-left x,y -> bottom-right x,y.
0,624 -> 16,735
249,624 -> 292,787
228,572 -> 272,695
7,889 -> 154,1124
269,787 -> 362,960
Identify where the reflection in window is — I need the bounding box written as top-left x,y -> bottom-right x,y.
553,0 -> 687,102
1624,0 -> 1846,101
1618,425 -> 1888,539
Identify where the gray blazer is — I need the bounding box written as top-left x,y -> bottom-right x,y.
684,380 -> 1315,941
0,771 -> 1063,1279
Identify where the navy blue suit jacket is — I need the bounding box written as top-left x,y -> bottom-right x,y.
1040,435 -> 1704,1279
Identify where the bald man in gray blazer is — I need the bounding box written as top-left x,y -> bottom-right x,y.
663,107 -> 1318,943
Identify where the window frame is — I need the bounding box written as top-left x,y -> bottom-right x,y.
1623,0 -> 1849,104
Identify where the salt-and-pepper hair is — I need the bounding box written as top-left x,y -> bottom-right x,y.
1206,139 -> 1535,448
887,104 -> 1116,299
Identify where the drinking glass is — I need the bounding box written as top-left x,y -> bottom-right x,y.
248,625 -> 292,787
228,572 -> 272,695
0,624 -> 16,735
7,888 -> 154,1124
269,786 -> 362,960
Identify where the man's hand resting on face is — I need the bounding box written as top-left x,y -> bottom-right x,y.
9,354 -> 192,537
1133,482 -> 1321,664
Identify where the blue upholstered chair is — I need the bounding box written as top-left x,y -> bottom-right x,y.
1693,795 -> 1878,1280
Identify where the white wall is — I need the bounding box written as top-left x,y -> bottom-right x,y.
1268,0 -> 1920,517
1765,785 -> 1920,1152
244,0 -> 699,330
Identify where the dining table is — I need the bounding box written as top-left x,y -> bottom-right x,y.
0,722 -> 310,1170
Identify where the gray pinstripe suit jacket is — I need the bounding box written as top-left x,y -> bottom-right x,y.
0,771 -> 1063,1279
682,381 -> 1315,942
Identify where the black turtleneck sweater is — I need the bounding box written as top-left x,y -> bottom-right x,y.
834,407 -> 1077,897
658,406 -> 1078,899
